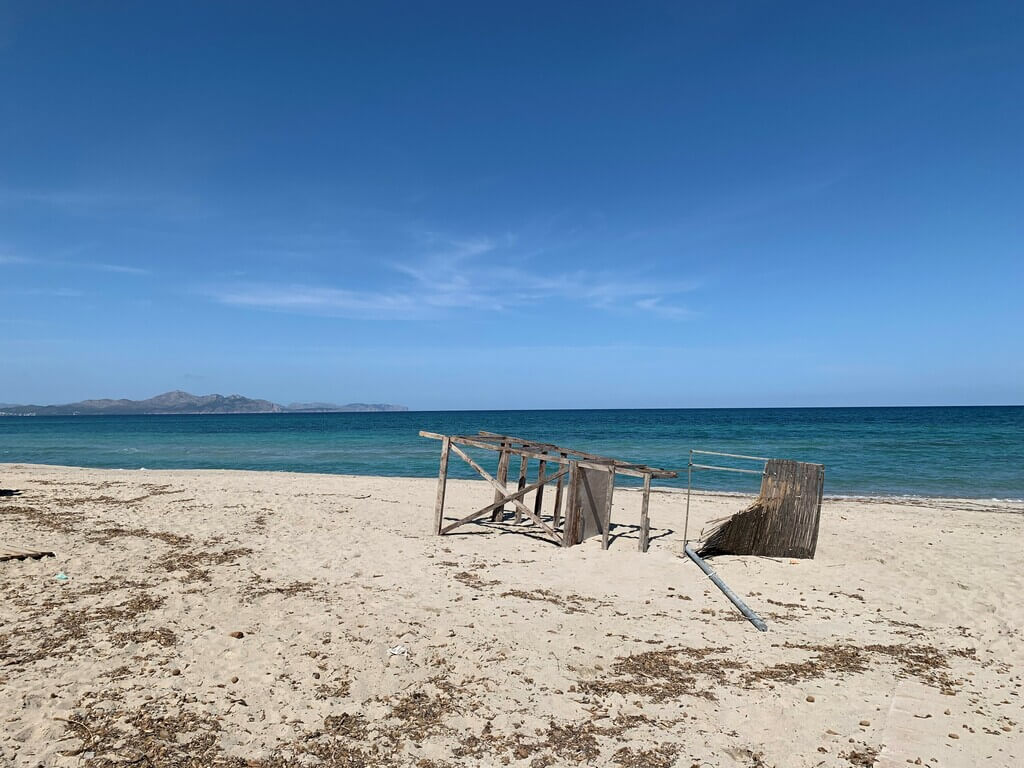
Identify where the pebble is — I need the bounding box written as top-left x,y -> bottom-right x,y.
948,733 -> 960,739
229,631 -> 245,639
170,668 -> 181,676
806,695 -> 815,702
312,672 -> 320,679
231,676 -> 239,684
859,720 -> 871,727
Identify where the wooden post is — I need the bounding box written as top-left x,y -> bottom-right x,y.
600,467 -> 616,550
562,461 -> 580,547
491,442 -> 510,522
534,452 -> 547,520
638,472 -> 652,552
552,452 -> 567,528
433,437 -> 451,535
515,454 -> 528,523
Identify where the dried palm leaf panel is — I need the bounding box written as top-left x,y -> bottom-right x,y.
698,459 -> 824,558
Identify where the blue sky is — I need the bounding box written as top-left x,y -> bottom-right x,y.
1,1 -> 1022,409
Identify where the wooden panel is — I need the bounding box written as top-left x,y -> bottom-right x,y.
576,466 -> 614,544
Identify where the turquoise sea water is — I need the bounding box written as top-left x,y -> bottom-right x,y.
1,407 -> 1022,499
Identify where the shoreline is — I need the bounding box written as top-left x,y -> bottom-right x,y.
4,461 -> 1023,507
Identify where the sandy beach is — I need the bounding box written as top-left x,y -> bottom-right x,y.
1,463 -> 1021,768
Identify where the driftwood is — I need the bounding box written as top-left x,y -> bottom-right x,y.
1,544 -> 56,562
697,458 -> 824,559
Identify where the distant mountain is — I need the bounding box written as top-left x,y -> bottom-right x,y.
0,391 -> 408,416
287,402 -> 408,413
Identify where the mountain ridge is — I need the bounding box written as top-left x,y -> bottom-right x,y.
0,391 -> 408,416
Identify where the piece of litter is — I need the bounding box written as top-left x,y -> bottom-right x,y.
388,645 -> 407,656
55,571 -> 69,582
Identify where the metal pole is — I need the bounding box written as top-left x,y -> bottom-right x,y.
684,544 -> 767,632
684,449 -> 693,545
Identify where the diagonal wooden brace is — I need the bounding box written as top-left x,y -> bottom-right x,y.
448,443 -> 561,541
440,467 -> 568,535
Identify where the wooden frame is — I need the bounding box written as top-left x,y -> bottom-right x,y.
421,430 -> 676,551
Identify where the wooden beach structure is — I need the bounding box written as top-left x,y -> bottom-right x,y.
420,431 -> 677,551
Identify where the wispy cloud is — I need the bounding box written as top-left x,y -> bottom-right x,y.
0,186 -> 206,222
0,252 -> 150,275
206,233 -> 698,320
213,284 -> 417,316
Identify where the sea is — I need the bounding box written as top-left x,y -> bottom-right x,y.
1,406 -> 1022,500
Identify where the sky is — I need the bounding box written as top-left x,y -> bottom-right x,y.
1,1 -> 1022,410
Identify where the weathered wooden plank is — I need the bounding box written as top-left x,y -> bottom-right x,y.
476,430 -> 677,478
0,545 -> 55,562
446,435 -> 661,478
534,453 -> 547,519
432,436 -> 451,535
515,454 -> 529,523
552,451 -> 567,527
561,462 -> 581,547
576,465 -> 614,544
638,473 -> 652,552
491,442 -> 511,522
601,467 -> 616,550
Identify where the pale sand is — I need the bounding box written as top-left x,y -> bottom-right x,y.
1,463 -> 1022,768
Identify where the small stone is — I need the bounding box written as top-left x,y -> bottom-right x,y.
859,720 -> 871,727
171,668 -> 181,676
948,733 -> 959,739
944,709 -> 951,715
231,676 -> 239,684
312,672 -> 320,679
229,631 -> 244,639
806,695 -> 816,703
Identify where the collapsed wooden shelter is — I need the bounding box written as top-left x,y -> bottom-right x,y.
420,431 -> 677,551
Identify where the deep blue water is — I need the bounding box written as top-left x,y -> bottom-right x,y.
1,407 -> 1022,499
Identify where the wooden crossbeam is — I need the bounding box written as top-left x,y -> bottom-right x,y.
448,443 -> 560,541
477,431 -> 675,478
419,432 -> 674,479
440,467 -> 568,535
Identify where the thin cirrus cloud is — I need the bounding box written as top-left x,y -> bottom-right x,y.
0,253 -> 150,275
205,237 -> 698,320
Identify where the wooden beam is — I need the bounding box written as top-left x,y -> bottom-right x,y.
432,436 -> 451,535
491,441 -> 510,522
561,462 -> 580,547
448,443 -> 560,541
638,473 -> 652,552
476,430 -> 677,478
440,467 -> 568,535
600,466 -> 616,550
445,434 -> 665,479
534,453 -> 547,519
515,453 -> 528,523
552,451 -> 566,527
